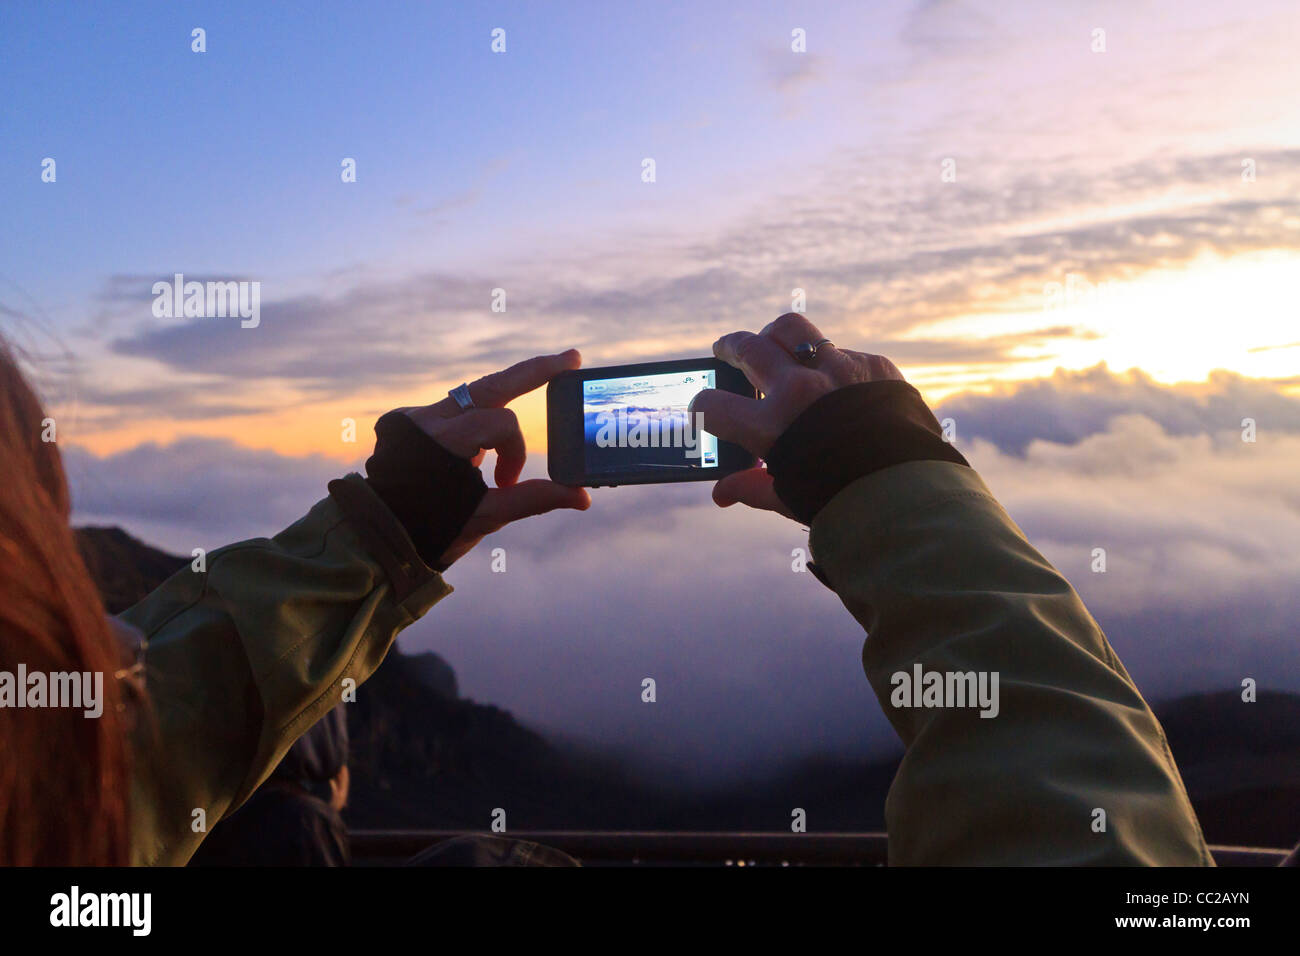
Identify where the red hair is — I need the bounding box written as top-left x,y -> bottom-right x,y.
0,340 -> 130,865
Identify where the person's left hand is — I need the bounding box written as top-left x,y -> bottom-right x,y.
390,350 -> 591,566
690,314 -> 904,518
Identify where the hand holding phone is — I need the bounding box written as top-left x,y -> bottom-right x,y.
392,350 -> 591,565
690,314 -> 904,516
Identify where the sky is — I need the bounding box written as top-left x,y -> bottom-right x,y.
4,0 -> 1299,785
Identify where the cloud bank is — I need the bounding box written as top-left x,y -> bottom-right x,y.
66,368 -> 1300,784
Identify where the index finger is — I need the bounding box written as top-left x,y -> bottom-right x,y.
469,349 -> 582,407
712,331 -> 794,394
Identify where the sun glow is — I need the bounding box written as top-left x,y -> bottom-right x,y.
59,251 -> 1300,461
906,249 -> 1300,398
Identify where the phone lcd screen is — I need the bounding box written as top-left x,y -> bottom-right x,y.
582,368 -> 719,476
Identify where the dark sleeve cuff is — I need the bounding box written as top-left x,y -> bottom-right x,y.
764,380 -> 969,526
360,411 -> 488,570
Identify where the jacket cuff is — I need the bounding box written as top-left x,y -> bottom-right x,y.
765,380 -> 968,526
361,411 -> 488,570
325,474 -> 448,604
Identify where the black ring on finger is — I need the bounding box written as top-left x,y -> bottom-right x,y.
794,338 -> 833,363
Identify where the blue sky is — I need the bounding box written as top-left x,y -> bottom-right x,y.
5,2 -> 892,307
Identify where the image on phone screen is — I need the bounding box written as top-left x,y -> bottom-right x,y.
582,369 -> 719,476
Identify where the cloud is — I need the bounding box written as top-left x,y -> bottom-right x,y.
68,382 -> 270,425
398,154 -> 514,222
937,364 -> 1300,454
961,414 -> 1300,699
90,148 -> 1300,424
414,411 -> 1299,781
763,47 -> 825,95
64,438 -> 351,550
900,0 -> 998,56
105,278 -> 492,389
63,371 -> 1300,782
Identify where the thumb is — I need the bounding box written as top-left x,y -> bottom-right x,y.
486,479 -> 592,524
712,467 -> 795,519
689,388 -> 769,456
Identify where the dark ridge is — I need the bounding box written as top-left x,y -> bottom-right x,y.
75,525 -> 189,614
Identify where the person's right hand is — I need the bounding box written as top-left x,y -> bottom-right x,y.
689,313 -> 904,517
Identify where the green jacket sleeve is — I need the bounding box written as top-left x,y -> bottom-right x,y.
119,473 -> 452,866
808,460 -> 1212,866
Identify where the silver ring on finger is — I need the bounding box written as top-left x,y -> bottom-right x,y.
794,338 -> 833,363
449,382 -> 476,410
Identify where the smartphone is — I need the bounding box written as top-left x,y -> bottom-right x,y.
547,357 -> 758,487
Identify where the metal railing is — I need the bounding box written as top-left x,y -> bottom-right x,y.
350,830 -> 1290,866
